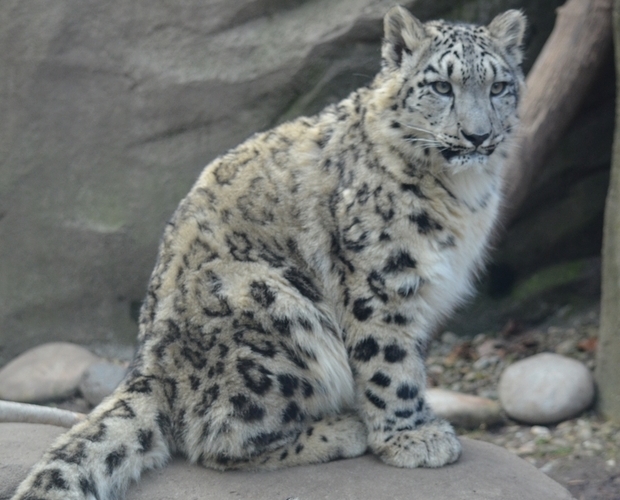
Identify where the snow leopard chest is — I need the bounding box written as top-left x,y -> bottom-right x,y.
325,164 -> 501,330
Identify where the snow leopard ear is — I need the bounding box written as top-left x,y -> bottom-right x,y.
488,10 -> 527,65
382,6 -> 426,67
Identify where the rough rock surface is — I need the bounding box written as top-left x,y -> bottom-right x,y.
498,353 -> 595,425
0,342 -> 99,403
0,423 -> 573,500
0,0 -> 564,365
78,361 -> 127,406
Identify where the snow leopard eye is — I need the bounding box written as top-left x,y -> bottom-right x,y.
490,82 -> 507,96
431,81 -> 452,96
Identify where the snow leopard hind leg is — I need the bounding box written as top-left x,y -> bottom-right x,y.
148,258 -> 369,473
198,413 -> 368,471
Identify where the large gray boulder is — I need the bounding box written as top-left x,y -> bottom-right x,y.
0,0 -> 565,364
0,423 -> 573,499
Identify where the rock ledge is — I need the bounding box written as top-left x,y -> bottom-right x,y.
0,423 -> 573,499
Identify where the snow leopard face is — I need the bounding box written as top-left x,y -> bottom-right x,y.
376,7 -> 526,170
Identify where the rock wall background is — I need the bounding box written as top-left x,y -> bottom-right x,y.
0,0 -> 610,365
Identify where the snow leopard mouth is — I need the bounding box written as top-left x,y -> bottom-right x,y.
440,149 -> 493,165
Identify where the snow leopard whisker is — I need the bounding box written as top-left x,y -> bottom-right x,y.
405,137 -> 441,146
401,123 -> 436,136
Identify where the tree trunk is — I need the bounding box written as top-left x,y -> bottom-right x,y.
502,0 -> 613,221
596,0 -> 620,423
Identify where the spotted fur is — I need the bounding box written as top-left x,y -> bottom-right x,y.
12,6 -> 525,499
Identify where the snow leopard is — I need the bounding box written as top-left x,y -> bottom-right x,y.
12,6 -> 525,499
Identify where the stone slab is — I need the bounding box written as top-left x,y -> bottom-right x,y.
0,423 -> 573,500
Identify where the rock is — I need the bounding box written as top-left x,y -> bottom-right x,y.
509,259 -> 602,304
530,425 -> 551,439
441,331 -> 460,346
0,342 -> 99,403
445,257 -> 603,337
0,423 -> 573,500
79,361 -> 127,406
498,353 -> 595,425
472,355 -> 502,371
427,388 -> 503,429
555,338 -> 578,355
0,0 -> 564,365
476,338 -> 506,359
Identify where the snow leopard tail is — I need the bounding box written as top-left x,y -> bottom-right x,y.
12,373 -> 172,500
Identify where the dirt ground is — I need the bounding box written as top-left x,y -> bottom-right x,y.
547,456 -> 620,500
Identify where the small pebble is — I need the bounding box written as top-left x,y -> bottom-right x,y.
554,339 -> 577,355
428,364 -> 444,376
473,355 -> 500,371
530,426 -> 551,438
440,331 -> 459,346
518,441 -> 536,455
472,333 -> 487,346
582,440 -> 603,451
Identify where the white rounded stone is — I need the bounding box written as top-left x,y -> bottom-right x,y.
499,353 -> 595,425
0,342 -> 99,403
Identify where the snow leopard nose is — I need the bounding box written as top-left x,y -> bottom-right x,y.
461,131 -> 490,147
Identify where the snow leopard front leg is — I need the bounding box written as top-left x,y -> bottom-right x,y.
345,309 -> 461,468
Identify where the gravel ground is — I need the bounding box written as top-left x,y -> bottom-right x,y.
427,304 -> 620,500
